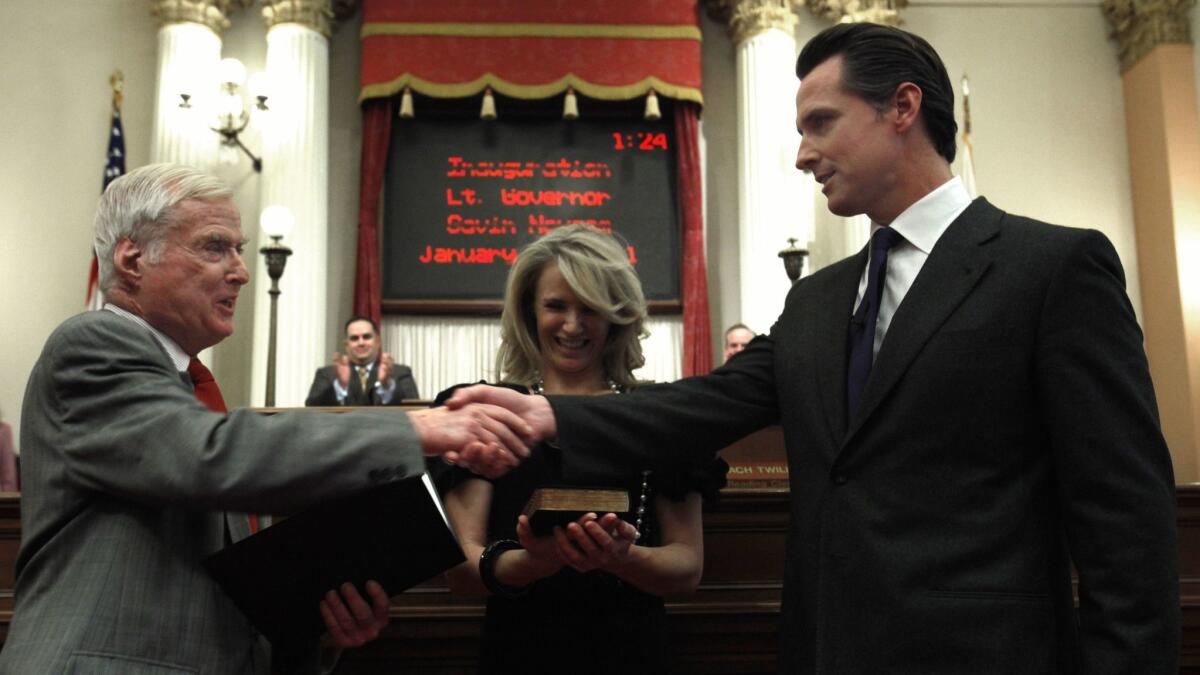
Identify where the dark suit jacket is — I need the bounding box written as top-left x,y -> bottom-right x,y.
304,362 -> 419,407
1,311 -> 425,675
550,199 -> 1179,674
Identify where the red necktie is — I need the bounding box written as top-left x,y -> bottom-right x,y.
187,358 -> 227,413
187,358 -> 257,533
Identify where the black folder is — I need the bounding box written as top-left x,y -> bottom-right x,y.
203,472 -> 465,653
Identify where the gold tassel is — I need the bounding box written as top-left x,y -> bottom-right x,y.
563,87 -> 579,120
399,86 -> 414,118
644,89 -> 661,120
480,87 -> 497,120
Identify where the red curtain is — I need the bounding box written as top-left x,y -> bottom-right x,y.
354,1 -> 712,373
353,98 -> 394,328
675,101 -> 711,376
359,0 -> 702,104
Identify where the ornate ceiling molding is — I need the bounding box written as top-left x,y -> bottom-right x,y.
805,0 -> 909,26
1102,0 -> 1194,73
149,0 -> 252,35
262,0 -> 335,39
704,0 -> 801,45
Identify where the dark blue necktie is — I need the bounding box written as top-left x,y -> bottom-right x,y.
847,226 -> 903,419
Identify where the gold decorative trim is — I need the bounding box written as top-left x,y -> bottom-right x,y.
360,73 -> 703,106
704,0 -> 800,45
262,0 -> 335,39
804,0 -> 908,25
1102,0 -> 1195,73
149,0 -> 248,34
361,22 -> 702,41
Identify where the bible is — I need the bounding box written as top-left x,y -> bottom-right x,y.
521,486 -> 631,536
203,472 -> 464,653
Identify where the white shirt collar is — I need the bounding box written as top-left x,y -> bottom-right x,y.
871,176 -> 972,254
103,303 -> 192,372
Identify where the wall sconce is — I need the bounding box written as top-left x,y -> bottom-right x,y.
778,237 -> 810,284
179,58 -> 269,172
260,205 -> 294,407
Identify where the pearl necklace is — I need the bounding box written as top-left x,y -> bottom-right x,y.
530,378 -> 623,395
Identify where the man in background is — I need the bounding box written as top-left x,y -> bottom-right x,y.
306,316 -> 419,406
1,163 -> 528,675
721,323 -> 754,363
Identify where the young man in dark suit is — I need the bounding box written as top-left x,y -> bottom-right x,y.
449,23 -> 1180,674
305,316 -> 420,407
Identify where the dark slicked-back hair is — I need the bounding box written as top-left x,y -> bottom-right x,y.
797,22 -> 957,163
344,315 -> 379,334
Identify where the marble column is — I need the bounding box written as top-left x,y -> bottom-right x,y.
147,0 -> 239,173
249,0 -> 333,406
1104,0 -> 1200,480
148,0 -> 242,368
707,0 -> 813,335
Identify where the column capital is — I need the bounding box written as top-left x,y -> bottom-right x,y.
804,0 -> 908,26
262,0 -> 336,39
148,0 -> 252,35
1103,0 -> 1195,73
704,0 -> 800,45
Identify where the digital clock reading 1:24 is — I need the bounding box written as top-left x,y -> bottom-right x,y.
612,131 -> 669,151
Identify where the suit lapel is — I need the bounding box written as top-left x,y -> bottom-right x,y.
844,198 -> 1001,444
816,247 -> 870,444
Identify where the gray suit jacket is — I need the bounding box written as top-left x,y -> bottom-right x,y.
0,311 -> 425,675
551,199 -> 1179,674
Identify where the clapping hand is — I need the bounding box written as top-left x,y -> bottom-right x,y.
332,352 -> 351,389
378,352 -> 394,384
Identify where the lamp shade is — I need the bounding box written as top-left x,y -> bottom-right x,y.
260,205 -> 295,240
218,58 -> 247,87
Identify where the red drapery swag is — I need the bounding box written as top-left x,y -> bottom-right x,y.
355,0 -> 712,372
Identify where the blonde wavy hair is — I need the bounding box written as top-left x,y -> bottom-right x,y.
495,225 -> 649,389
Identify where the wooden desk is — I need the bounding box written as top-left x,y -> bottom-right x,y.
0,430 -> 1194,673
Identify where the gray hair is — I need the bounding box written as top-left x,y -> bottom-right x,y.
94,163 -> 232,292
496,224 -> 649,390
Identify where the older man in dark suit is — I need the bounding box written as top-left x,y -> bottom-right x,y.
1,163 -> 530,675
449,23 -> 1180,674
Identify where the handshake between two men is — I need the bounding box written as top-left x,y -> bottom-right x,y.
418,384 -> 558,478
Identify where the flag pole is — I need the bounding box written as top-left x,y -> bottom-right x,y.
110,69 -> 124,113
88,70 -> 127,310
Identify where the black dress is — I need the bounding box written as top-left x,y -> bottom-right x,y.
435,384 -> 728,675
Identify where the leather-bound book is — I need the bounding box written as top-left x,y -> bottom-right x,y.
521,486 -> 630,536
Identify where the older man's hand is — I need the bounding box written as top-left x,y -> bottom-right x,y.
319,580 -> 390,649
444,384 -> 557,442
406,404 -> 534,479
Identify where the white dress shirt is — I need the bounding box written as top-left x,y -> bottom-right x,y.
104,303 -> 191,372
331,361 -> 397,404
853,176 -> 973,358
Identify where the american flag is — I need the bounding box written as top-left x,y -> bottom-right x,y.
87,105 -> 125,310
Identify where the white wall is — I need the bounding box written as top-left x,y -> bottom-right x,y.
801,4 -> 1141,322
0,1 -> 158,448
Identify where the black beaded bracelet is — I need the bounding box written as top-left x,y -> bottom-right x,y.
479,539 -> 530,598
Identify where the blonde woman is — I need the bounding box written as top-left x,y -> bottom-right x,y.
438,225 -> 727,673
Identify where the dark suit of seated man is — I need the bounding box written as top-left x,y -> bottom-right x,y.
306,316 -> 419,406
